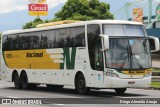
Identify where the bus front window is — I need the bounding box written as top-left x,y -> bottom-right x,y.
106,38 -> 151,70
103,24 -> 151,70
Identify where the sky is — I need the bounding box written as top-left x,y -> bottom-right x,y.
0,0 -> 158,32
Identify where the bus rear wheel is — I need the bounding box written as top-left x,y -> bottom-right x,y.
75,74 -> 90,94
114,88 -> 127,94
21,72 -> 29,90
13,73 -> 21,89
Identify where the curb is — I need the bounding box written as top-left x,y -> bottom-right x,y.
149,87 -> 160,90
133,87 -> 160,91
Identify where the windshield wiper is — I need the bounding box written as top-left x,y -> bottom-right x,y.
128,42 -> 143,70
128,45 -> 132,69
133,55 -> 144,70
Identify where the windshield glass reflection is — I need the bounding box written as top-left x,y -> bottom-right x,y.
106,38 -> 151,70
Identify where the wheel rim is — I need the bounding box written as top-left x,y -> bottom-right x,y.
78,78 -> 85,90
14,76 -> 19,85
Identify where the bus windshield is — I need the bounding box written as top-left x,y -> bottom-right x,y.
103,24 -> 151,70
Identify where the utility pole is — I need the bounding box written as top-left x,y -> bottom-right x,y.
148,0 -> 152,27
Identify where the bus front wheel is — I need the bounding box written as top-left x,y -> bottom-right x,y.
75,74 -> 90,94
114,88 -> 127,94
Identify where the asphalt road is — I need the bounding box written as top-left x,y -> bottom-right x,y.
0,80 -> 160,107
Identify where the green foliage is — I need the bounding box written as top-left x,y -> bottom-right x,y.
55,0 -> 114,21
23,0 -> 114,29
152,68 -> 160,72
151,82 -> 160,88
23,17 -> 43,29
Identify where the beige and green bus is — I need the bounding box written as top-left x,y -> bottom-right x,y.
1,20 -> 159,94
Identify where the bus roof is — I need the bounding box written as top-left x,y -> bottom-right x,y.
3,20 -> 143,35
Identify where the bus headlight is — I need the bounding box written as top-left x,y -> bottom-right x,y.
106,72 -> 119,78
144,72 -> 152,77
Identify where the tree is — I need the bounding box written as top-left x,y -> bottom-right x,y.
23,0 -> 114,29
23,17 -> 43,29
55,0 -> 113,20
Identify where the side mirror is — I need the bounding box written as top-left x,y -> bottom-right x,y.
148,36 -> 159,52
99,34 -> 109,50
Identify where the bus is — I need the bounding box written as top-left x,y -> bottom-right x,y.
1,20 -> 159,94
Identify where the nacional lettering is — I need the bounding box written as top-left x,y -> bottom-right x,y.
26,52 -> 43,58
129,70 -> 145,74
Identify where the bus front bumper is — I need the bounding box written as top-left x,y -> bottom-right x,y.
103,76 -> 151,88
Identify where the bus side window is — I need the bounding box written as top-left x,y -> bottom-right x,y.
12,35 -> 20,50
2,35 -> 9,51
72,26 -> 85,47
65,28 -> 73,47
29,32 -> 41,49
41,30 -> 55,49
19,34 -> 30,50
32,35 -> 40,49
56,28 -> 68,48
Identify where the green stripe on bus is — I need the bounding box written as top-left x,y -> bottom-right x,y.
60,48 -> 76,69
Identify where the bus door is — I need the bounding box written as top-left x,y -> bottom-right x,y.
87,24 -> 104,88
94,44 -> 104,87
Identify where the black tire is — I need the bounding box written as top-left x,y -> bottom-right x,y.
13,73 -> 21,89
75,74 -> 90,94
114,88 -> 127,94
20,72 -> 29,90
46,84 -> 64,89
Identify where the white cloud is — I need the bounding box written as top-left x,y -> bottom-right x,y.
0,0 -> 67,13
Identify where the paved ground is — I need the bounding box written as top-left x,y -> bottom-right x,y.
152,60 -> 160,68
0,80 -> 160,107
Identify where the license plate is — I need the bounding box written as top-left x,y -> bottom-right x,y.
128,81 -> 135,84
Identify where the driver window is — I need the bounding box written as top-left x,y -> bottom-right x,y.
87,24 -> 104,71
95,43 -> 103,70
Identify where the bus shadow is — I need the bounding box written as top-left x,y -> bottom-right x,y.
4,86 -> 149,98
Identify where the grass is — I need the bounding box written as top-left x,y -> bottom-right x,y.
151,82 -> 160,88
151,68 -> 160,88
151,67 -> 160,72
